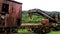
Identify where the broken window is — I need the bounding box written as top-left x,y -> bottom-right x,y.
1,3 -> 9,26
2,3 -> 9,15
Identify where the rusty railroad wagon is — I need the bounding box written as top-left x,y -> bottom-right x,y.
27,9 -> 60,34
0,0 -> 22,34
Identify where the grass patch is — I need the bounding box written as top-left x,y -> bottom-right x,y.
18,29 -> 37,34
18,29 -> 60,34
47,31 -> 60,34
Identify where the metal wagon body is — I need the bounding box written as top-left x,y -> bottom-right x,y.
0,0 -> 22,34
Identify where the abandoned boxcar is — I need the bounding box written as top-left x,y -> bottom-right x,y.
0,0 -> 22,34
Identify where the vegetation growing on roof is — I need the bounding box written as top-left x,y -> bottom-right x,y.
22,11 -> 45,23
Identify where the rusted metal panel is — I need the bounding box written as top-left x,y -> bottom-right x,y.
12,2 -> 22,27
0,0 -> 3,3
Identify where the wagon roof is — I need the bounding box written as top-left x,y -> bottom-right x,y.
8,0 -> 22,4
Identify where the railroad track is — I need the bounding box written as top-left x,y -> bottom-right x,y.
21,23 -> 41,29
21,23 -> 41,26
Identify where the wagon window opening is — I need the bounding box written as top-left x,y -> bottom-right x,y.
2,3 -> 9,15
